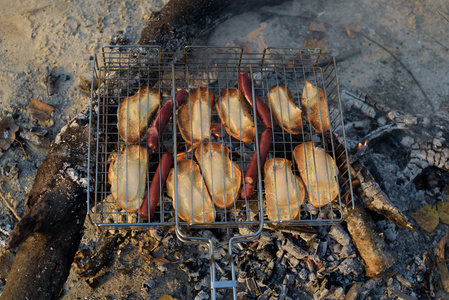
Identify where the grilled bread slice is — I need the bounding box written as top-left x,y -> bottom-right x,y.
118,86 -> 161,143
108,145 -> 148,212
177,87 -> 215,146
195,142 -> 242,209
293,142 -> 339,207
301,81 -> 330,133
267,85 -> 302,134
166,159 -> 215,223
264,158 -> 305,221
216,88 -> 255,142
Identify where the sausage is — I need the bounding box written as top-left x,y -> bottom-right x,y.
238,72 -> 273,130
139,151 -> 174,220
147,90 -> 188,150
241,129 -> 273,199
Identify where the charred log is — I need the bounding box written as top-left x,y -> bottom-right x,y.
0,0 -> 232,299
344,200 -> 397,277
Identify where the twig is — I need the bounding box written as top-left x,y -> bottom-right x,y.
0,226 -> 10,237
357,32 -> 432,107
22,4 -> 50,17
14,138 -> 29,160
0,189 -> 21,221
438,10 -> 449,23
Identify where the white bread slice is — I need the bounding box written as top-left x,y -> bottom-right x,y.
264,158 -> 305,221
177,87 -> 215,146
108,145 -> 148,212
166,159 -> 215,223
267,85 -> 302,134
293,142 -> 339,207
195,142 -> 242,209
301,81 -> 330,133
118,86 -> 161,144
216,88 -> 255,142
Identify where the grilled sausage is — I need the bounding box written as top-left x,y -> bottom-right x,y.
147,90 -> 188,150
238,72 -> 273,130
139,152 -> 174,220
241,129 -> 273,199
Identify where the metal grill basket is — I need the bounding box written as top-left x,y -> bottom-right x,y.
87,46 -> 354,298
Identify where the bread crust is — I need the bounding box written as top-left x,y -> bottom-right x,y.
177,87 -> 215,146
108,145 -> 148,212
118,86 -> 161,144
267,85 -> 302,134
301,81 -> 330,133
195,142 -> 242,209
216,88 -> 255,142
166,159 -> 215,223
264,158 -> 305,221
293,142 -> 339,207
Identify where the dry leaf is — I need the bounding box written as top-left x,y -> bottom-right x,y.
0,119 -> 19,151
309,21 -> 326,32
410,204 -> 439,233
438,201 -> 449,224
29,98 -> 54,122
158,295 -> 178,300
345,21 -> 361,37
303,37 -> 328,53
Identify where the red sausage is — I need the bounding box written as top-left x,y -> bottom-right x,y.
241,129 -> 273,199
238,72 -> 273,130
139,152 -> 174,220
148,90 -> 188,150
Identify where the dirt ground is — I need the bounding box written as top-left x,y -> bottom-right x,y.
0,0 -> 448,299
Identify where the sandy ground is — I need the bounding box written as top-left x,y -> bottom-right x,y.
0,0 -> 449,299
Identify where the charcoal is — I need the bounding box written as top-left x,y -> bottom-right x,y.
337,256 -> 363,276
260,261 -> 275,284
246,277 -> 261,297
329,225 -> 352,246
256,243 -> 276,262
258,287 -> 273,300
236,291 -> 250,300
317,240 -> 328,258
278,284 -> 288,300
307,238 -> 320,256
298,268 -> 309,281
280,239 -> 309,260
195,290 -> 210,300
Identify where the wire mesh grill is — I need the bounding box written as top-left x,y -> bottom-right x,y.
87,45 -> 354,230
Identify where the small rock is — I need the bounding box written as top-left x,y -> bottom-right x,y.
142,279 -> 156,289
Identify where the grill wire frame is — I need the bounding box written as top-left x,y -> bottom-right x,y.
87,45 -> 354,298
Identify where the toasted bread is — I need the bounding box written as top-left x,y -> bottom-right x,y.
301,81 -> 330,133
195,142 -> 242,209
108,145 -> 148,212
264,158 -> 305,221
177,87 -> 215,146
118,86 -> 161,144
216,88 -> 255,142
166,159 -> 215,223
293,142 -> 339,207
267,85 -> 302,134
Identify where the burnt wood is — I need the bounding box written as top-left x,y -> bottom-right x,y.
0,0 -> 231,298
